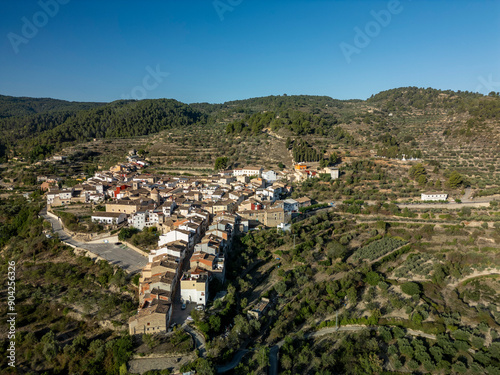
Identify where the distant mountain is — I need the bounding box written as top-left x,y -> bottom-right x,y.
0,87 -> 497,162
366,86 -> 483,112
0,98 -> 207,160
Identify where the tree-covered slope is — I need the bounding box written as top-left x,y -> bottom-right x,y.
0,99 -> 207,160
1,87 -> 498,162
366,86 -> 484,112
0,94 -> 105,119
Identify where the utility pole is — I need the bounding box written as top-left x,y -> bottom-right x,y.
336,310 -> 338,331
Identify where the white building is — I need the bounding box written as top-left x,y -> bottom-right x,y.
91,212 -> 127,225
263,186 -> 280,201
161,202 -> 176,217
46,189 -> 73,205
129,211 -> 148,230
283,198 -> 299,212
88,193 -> 105,203
93,172 -> 117,183
149,241 -> 187,263
262,170 -> 278,183
233,166 -> 263,178
325,167 -> 340,180
129,210 -> 164,230
158,229 -> 194,249
180,271 -> 209,305
421,193 -> 448,201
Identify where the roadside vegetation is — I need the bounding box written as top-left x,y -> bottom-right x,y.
0,195 -> 137,374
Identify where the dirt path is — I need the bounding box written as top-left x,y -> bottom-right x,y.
128,353 -> 195,374
397,202 -> 491,209
447,268 -> 500,289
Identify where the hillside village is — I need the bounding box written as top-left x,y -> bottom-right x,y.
41,150 -> 342,335
3,88 -> 500,375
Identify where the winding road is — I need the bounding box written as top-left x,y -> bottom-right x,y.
41,208 -> 147,273
183,323 -> 207,358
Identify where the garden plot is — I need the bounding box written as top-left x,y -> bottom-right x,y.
350,237 -> 407,262
393,253 -> 437,280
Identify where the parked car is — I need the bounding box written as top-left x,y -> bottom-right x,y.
181,303 -> 186,310
195,305 -> 204,311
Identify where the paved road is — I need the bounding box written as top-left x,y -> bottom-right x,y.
41,209 -> 147,273
269,346 -> 279,375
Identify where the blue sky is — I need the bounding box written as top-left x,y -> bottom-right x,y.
1,0 -> 499,103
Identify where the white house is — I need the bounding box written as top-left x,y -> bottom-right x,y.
262,170 -> 278,183
93,172 -> 117,183
263,186 -> 280,201
283,198 -> 299,212
158,229 -> 194,249
325,167 -> 340,180
421,193 -> 448,201
129,211 -> 148,230
91,212 -> 127,225
46,189 -> 73,205
149,241 -> 187,263
180,271 -> 209,305
88,193 -> 105,203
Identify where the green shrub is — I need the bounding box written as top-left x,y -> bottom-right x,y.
401,282 -> 421,296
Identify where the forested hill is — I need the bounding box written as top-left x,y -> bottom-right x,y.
0,94 -> 105,118
1,87 -> 498,161
0,99 -> 207,160
366,87 -> 485,112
